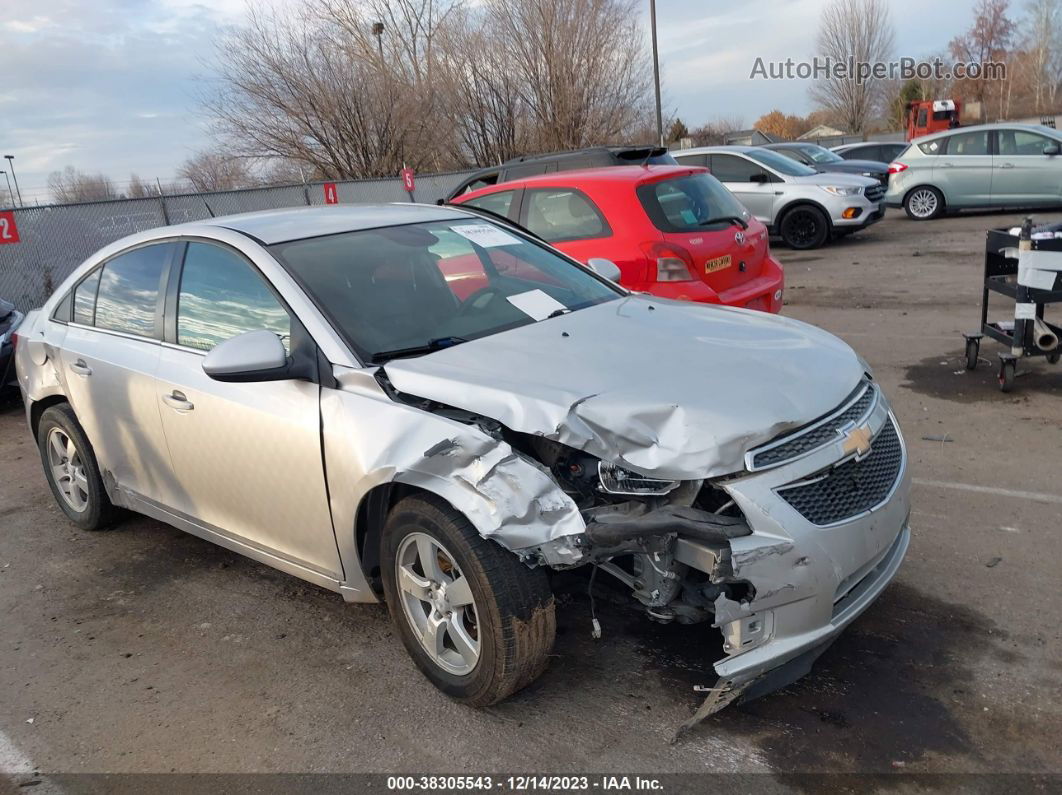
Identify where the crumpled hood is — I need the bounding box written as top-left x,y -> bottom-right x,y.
384,296 -> 865,480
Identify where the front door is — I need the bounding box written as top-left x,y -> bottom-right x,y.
992,128 -> 1062,204
155,241 -> 343,579
709,154 -> 779,224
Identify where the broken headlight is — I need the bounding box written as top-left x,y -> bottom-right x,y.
598,462 -> 680,496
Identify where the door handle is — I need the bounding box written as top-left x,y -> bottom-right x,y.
1000,162 -> 1015,169
69,359 -> 92,377
162,390 -> 194,412
942,162 -> 954,167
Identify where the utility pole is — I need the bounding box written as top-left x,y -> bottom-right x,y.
649,0 -> 664,148
0,170 -> 15,208
4,155 -> 23,206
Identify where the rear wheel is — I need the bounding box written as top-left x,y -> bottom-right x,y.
381,494 -> 555,706
904,186 -> 944,220
37,404 -> 119,530
779,206 -> 830,249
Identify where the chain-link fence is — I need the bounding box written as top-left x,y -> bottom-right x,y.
0,170 -> 476,311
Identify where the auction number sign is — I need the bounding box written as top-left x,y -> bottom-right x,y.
0,211 -> 19,244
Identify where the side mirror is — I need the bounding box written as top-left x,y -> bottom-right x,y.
1044,143 -> 1060,156
202,330 -> 290,383
585,257 -> 622,282
749,172 -> 770,184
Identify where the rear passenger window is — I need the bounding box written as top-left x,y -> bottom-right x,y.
94,246 -> 169,337
73,269 -> 101,325
673,153 -> 708,168
707,154 -> 761,182
463,190 -> 516,218
524,189 -> 609,242
946,131 -> 989,156
177,242 -> 290,352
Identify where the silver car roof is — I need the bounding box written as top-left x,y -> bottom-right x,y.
176,203 -> 475,245
913,122 -> 1062,145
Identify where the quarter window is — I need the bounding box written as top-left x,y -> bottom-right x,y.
176,242 -> 290,352
73,268 -> 101,326
94,245 -> 169,337
524,189 -> 609,242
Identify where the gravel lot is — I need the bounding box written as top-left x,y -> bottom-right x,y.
1,209 -> 1060,785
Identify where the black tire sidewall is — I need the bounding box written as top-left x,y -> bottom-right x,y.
36,405 -> 111,530
380,498 -> 506,701
781,206 -> 829,249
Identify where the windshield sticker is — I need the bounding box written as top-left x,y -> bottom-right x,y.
506,289 -> 568,321
451,224 -> 522,248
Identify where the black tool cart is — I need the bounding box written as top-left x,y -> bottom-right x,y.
963,217 -> 1062,391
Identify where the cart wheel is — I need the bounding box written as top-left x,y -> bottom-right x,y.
1047,352 -> 1061,365
965,338 -> 980,370
998,360 -> 1016,392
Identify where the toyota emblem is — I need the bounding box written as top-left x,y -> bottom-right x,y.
734,231 -> 746,245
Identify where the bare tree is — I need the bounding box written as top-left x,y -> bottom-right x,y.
688,117 -> 745,146
47,166 -> 120,204
809,0 -> 895,134
1022,0 -> 1062,112
950,0 -> 1016,120
177,151 -> 256,193
126,173 -> 153,199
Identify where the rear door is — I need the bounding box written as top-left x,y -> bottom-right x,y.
934,130 -> 993,205
59,243 -> 176,503
708,154 -> 780,223
154,240 -> 343,579
992,128 -> 1062,204
518,187 -> 612,264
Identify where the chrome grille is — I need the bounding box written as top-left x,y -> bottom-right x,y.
777,418 -> 903,526
749,381 -> 876,470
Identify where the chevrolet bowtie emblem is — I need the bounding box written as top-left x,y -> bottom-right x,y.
842,424 -> 873,459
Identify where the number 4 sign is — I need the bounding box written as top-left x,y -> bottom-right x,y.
323,183 -> 338,205
0,211 -> 19,244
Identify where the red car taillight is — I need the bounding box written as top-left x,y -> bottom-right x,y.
888,162 -> 908,174
642,241 -> 695,282
9,331 -> 17,349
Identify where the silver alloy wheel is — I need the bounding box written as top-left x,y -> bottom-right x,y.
47,428 -> 89,512
908,188 -> 939,218
396,532 -> 481,675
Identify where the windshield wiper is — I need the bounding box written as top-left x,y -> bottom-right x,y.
370,336 -> 468,363
698,215 -> 749,229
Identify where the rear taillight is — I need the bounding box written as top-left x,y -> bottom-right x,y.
888,162 -> 908,174
642,242 -> 695,282
7,331 -> 17,350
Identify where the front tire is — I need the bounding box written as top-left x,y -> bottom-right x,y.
779,205 -> 830,249
381,494 -> 556,706
904,186 -> 944,220
37,404 -> 119,530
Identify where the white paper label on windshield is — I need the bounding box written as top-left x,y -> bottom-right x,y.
506,289 -> 568,321
451,224 -> 522,248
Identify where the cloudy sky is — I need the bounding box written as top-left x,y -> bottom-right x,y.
2,0 -> 980,204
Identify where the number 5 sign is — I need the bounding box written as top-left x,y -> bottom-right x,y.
0,211 -> 19,244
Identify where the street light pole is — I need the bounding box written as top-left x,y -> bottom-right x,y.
0,170 -> 15,208
649,0 -> 664,147
3,156 -> 23,207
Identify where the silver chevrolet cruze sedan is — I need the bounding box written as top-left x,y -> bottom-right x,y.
15,204 -> 910,720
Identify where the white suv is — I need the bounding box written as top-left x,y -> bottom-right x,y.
673,146 -> 885,249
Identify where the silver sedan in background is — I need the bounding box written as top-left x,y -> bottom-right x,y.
15,205 -> 910,725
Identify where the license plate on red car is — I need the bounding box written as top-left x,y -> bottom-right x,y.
705,254 -> 732,273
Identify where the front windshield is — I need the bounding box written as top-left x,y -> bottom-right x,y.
746,149 -> 818,177
800,145 -> 843,164
271,219 -> 622,361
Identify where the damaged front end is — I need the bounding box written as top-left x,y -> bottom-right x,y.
374,361 -> 911,733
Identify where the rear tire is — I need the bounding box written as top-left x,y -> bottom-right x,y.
779,205 -> 830,249
381,494 -> 555,706
904,186 -> 944,220
37,404 -> 119,531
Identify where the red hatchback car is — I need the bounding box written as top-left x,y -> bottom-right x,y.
451,165 -> 784,312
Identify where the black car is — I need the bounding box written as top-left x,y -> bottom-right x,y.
0,297 -> 23,395
831,141 -> 909,164
762,142 -> 889,185
446,146 -> 677,199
